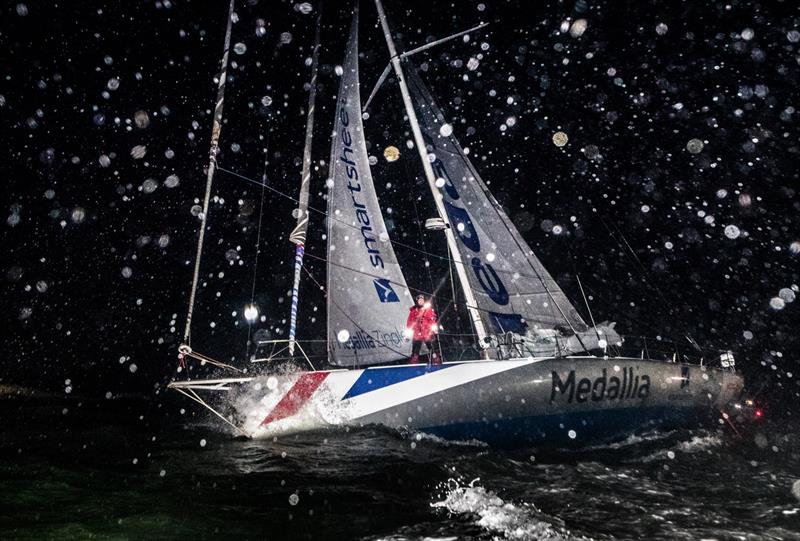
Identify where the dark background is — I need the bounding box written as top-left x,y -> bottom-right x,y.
2,0 -> 798,411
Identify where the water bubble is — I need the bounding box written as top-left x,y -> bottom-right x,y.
667,450 -> 675,459
686,138 -> 704,154
159,469 -> 166,477
788,30 -> 800,44
200,439 -> 207,447
334,65 -> 343,76
467,57 -> 480,71
368,155 -> 378,166
129,363 -> 138,373
656,22 -> 668,35
279,32 -> 292,44
792,480 -> 800,502
16,3 -> 28,16
741,28 -> 754,41
296,2 -> 312,14
552,131 -> 568,147
337,329 -> 350,343
439,123 -> 453,137
789,241 -> 800,255
261,95 -> 273,106
99,154 -> 111,167
567,430 -> 577,439
288,493 -> 299,506
435,177 -> 446,188
233,42 -> 247,55
93,113 -> 106,126
190,204 -> 202,217
36,280 -> 48,293
122,266 -> 133,278
107,78 -> 120,91
724,225 -> 740,239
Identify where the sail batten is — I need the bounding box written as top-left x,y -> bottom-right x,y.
405,66 -> 587,336
325,8 -> 412,367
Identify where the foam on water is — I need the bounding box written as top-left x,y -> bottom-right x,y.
431,479 -> 587,541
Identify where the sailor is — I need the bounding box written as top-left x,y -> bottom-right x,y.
405,294 -> 440,365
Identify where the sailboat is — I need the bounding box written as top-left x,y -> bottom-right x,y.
169,1 -> 745,447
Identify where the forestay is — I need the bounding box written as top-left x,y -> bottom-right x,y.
406,66 -> 587,335
326,10 -> 412,366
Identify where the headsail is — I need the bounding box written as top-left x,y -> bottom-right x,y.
406,66 -> 587,335
326,9 -> 412,366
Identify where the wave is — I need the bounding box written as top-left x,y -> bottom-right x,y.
431,479 -> 590,541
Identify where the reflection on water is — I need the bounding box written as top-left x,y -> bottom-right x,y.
0,395 -> 798,540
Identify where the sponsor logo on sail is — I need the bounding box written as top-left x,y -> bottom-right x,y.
337,103 -> 385,270
550,368 -> 651,403
332,328 -> 405,351
373,278 -> 399,303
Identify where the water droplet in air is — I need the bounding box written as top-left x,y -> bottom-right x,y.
383,146 -> 400,162
724,225 -> 740,239
131,145 -> 147,159
552,131 -> 568,147
164,174 -> 179,188
686,138 -> 704,154
134,110 -> 150,128
569,19 -> 587,38
142,179 -> 158,194
778,288 -> 796,304
769,297 -> 785,311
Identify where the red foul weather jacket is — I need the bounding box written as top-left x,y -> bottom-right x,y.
406,305 -> 438,342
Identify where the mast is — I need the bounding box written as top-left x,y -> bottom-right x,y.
181,0 -> 236,347
287,3 -> 323,357
373,0 -> 489,349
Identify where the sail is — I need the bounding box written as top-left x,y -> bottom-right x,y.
406,67 -> 587,335
326,9 -> 412,366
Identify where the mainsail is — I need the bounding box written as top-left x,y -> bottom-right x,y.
326,9 -> 412,366
406,66 -> 587,335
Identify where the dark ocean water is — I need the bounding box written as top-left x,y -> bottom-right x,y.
1,395 -> 799,541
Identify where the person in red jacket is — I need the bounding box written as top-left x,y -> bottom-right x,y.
405,294 -> 440,364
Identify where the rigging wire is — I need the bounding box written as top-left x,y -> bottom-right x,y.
596,214 -> 703,350
216,164 -> 586,294
245,129 -> 272,361
182,0 -> 236,349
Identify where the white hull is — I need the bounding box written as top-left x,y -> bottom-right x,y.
174,356 -> 743,447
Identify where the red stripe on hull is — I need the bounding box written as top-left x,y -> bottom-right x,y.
260,372 -> 329,426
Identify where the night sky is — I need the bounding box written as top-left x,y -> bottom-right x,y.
3,0 -> 798,410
